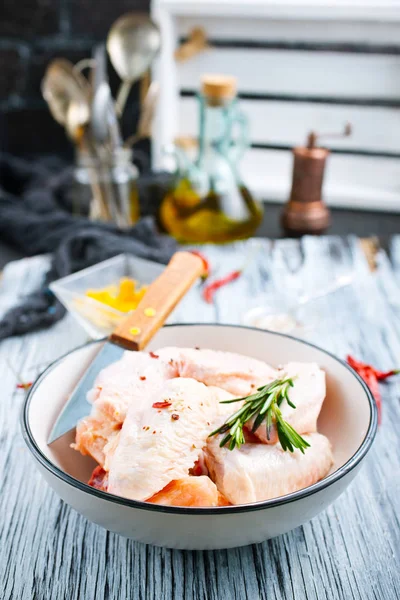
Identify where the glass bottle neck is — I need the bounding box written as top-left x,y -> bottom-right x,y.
197,94 -> 236,160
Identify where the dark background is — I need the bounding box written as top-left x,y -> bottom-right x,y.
0,0 -> 149,158
0,0 -> 399,269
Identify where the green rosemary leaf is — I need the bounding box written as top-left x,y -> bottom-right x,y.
219,432 -> 232,448
286,397 -> 297,409
266,408 -> 273,441
209,423 -> 228,437
251,410 -> 265,434
276,420 -> 294,452
229,419 -> 241,436
259,393 -> 275,415
209,375 -> 309,453
274,409 -> 310,454
220,396 -> 249,404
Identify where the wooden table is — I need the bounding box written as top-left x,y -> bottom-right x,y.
1,236 -> 399,600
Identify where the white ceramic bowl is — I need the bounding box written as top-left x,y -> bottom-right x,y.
21,324 -> 377,550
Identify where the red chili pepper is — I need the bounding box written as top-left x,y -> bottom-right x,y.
152,401 -> 172,409
347,355 -> 399,381
149,352 -> 159,359
202,269 -> 242,304
373,369 -> 399,381
364,369 -> 382,424
16,382 -> 33,390
189,250 -> 211,280
346,355 -> 399,424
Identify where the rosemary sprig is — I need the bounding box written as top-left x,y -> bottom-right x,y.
209,377 -> 310,453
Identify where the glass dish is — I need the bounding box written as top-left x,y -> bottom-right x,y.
242,297 -> 318,339
242,274 -> 353,339
50,254 -> 164,339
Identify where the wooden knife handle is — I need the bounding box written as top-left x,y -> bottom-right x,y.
110,251 -> 204,351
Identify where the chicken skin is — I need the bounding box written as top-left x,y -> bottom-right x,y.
158,347 -> 277,396
205,432 -> 333,504
106,378 -> 232,501
246,362 -> 326,444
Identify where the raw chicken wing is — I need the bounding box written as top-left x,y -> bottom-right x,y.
73,350 -> 177,464
247,362 -> 326,444
158,347 -> 277,396
107,378 -> 232,501
205,432 -> 333,504
147,476 -> 220,507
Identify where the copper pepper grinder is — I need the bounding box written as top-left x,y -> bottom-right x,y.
281,124 -> 352,236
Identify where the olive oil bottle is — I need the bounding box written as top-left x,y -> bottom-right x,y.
159,75 -> 263,243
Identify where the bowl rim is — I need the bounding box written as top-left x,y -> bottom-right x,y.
21,323 -> 378,516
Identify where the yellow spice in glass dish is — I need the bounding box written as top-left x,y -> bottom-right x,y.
85,277 -> 147,313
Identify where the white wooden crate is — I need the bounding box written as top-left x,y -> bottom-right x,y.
152,0 -> 400,212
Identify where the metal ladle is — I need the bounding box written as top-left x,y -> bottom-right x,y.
42,59 -> 112,221
65,100 -> 90,142
42,58 -> 91,127
107,13 -> 161,117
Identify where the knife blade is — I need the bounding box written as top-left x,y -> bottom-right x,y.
47,251 -> 203,444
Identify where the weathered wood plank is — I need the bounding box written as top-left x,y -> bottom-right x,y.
1,239 -> 400,600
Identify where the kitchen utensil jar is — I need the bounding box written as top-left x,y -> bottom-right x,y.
73,146 -> 140,227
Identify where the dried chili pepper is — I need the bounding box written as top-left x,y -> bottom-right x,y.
346,355 -> 399,424
347,355 -> 399,381
363,368 -> 382,424
149,352 -> 159,359
202,270 -> 242,304
374,369 -> 400,381
16,382 -> 33,390
189,250 -> 211,280
152,401 -> 172,409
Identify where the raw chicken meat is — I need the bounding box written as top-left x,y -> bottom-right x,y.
106,378 -> 233,501
87,350 -> 177,422
74,414 -> 121,466
147,476 -> 220,507
247,362 -> 326,444
75,345 -> 332,508
88,465 -> 108,491
73,350 -> 177,464
158,347 -> 277,396
88,469 -> 231,508
205,432 -> 333,504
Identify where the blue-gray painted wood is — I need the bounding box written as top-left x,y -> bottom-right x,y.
1,238 -> 399,600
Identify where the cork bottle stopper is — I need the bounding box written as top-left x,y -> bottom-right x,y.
201,74 -> 237,105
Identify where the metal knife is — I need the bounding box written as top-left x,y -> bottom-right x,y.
48,251 -> 203,444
